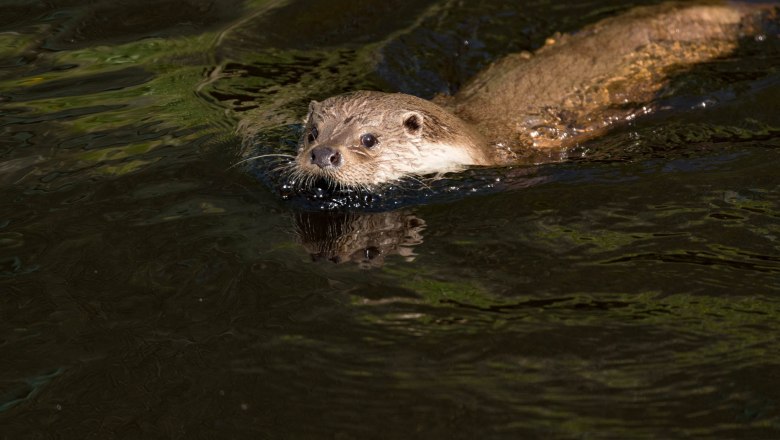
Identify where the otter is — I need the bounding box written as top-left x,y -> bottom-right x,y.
292,2 -> 776,188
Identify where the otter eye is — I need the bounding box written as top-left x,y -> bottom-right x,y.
307,126 -> 318,144
360,133 -> 377,148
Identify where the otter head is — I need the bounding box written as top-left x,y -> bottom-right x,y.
293,91 -> 488,188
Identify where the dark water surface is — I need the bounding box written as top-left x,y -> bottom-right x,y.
2,0 -> 780,438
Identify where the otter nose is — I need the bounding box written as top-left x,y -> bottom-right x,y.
310,146 -> 342,169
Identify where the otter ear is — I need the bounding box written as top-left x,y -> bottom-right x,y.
402,111 -> 423,136
304,100 -> 319,123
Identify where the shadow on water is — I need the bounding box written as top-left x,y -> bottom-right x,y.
1,0 -> 780,438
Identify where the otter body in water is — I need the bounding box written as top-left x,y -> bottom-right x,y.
292,2 -> 775,188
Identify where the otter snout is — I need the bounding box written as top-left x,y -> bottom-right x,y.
310,146 -> 343,169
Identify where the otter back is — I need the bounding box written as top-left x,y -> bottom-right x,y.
451,3 -> 773,151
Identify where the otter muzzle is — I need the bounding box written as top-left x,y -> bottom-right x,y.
310,146 -> 343,169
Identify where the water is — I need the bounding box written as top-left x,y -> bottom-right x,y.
1,0 -> 779,438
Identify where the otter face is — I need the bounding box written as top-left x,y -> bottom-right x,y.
292,91 -> 484,188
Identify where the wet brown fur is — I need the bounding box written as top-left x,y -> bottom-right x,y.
292,2 -> 774,187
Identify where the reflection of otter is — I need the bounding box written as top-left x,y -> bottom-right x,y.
293,3 -> 774,187
294,210 -> 425,268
